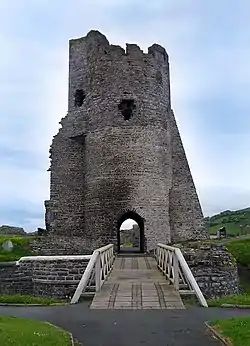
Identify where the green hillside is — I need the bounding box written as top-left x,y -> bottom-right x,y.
205,207 -> 250,236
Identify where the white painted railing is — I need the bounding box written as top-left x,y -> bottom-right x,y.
156,243 -> 208,308
70,244 -> 114,304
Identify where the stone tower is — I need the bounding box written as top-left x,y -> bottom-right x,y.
45,30 -> 208,253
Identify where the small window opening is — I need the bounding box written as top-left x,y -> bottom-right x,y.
74,89 -> 85,107
118,99 -> 136,120
156,70 -> 163,84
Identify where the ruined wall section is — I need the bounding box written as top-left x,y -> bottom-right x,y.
44,35 -> 91,238
67,31 -> 173,250
175,242 -> 239,298
48,132 -> 85,236
169,110 -> 208,241
68,35 -> 89,112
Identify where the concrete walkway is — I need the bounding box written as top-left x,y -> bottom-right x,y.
1,303 -> 250,345
91,256 -> 184,309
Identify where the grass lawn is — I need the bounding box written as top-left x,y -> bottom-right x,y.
210,316 -> 250,346
208,294 -> 250,307
0,315 -> 72,346
0,235 -> 37,262
121,242 -> 133,247
226,238 -> 250,266
0,294 -> 66,305
238,266 -> 250,294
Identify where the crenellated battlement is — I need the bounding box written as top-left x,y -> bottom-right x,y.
67,30 -> 170,113
69,30 -> 168,62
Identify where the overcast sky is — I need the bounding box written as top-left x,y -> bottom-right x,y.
0,0 -> 250,231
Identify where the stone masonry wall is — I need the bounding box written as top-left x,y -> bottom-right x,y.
169,110 -> 207,242
46,30 -> 207,252
30,236 -> 101,256
0,261 -> 33,295
32,258 -> 89,298
0,257 -> 90,299
48,133 -> 85,237
175,242 -> 239,298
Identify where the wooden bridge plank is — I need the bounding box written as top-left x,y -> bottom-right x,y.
90,256 -> 185,310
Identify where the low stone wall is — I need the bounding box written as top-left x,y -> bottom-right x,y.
0,256 -> 91,298
0,261 -> 33,295
175,242 -> 239,298
31,257 -> 90,298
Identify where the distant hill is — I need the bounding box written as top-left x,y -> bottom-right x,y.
205,207 -> 250,235
0,225 -> 26,236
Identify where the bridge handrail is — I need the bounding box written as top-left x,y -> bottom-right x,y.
156,243 -> 208,307
70,244 -> 114,304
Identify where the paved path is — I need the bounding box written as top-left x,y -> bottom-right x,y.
1,303 -> 250,345
91,256 -> 184,309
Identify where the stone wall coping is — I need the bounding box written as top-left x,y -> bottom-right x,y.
33,279 -> 81,284
17,255 -> 92,263
221,303 -> 250,309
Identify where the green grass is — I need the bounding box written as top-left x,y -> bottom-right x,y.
226,238 -> 250,266
239,277 -> 250,294
0,315 -> 72,346
210,316 -> 250,346
121,242 -> 133,247
238,266 -> 250,293
208,294 -> 250,307
0,294 -> 66,305
0,235 -> 37,262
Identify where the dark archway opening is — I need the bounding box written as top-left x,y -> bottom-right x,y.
117,211 -> 145,253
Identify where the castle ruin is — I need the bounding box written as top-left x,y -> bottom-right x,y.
45,30 -> 208,253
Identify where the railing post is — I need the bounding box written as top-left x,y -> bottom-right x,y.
173,251 -> 179,290
157,243 -> 208,308
95,252 -> 101,292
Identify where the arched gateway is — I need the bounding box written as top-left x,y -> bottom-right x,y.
44,30 -> 208,254
117,211 -> 145,253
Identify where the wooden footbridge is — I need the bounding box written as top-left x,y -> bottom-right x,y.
71,244 -> 208,309
91,256 -> 185,309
